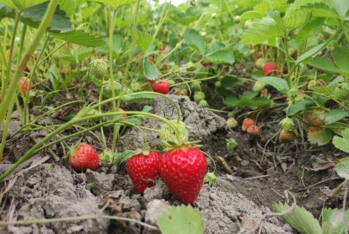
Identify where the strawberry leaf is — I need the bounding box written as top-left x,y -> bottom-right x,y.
257,77 -> 289,94
335,157 -> 349,179
333,128 -> 349,153
309,57 -> 338,74
296,18 -> 325,43
205,49 -> 235,65
143,58 -> 161,80
60,48 -> 94,63
0,0 -> 48,11
184,28 -> 205,55
90,0 -> 136,8
52,30 -> 106,46
307,127 -> 332,146
122,93 -> 157,102
324,109 -> 348,124
322,208 -> 349,233
296,42 -> 329,65
283,9 -> 311,33
157,205 -> 204,234
96,34 -> 124,58
136,31 -> 152,54
273,202 -> 322,234
240,11 -> 262,20
287,99 -> 314,116
332,46 -> 349,76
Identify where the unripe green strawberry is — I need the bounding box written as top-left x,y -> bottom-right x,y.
255,58 -> 267,69
215,81 -> 221,87
194,91 -> 205,104
186,62 -> 196,71
334,84 -> 349,100
190,81 -> 201,91
130,81 -> 141,91
279,117 -> 294,131
252,80 -> 266,92
227,117 -> 238,128
199,99 -> 208,107
307,79 -> 317,90
90,59 -> 107,79
159,120 -> 189,146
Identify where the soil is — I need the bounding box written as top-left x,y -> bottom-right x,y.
0,92 -> 346,234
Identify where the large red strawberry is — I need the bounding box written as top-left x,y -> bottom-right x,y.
68,143 -> 100,172
159,147 -> 207,204
151,80 -> 170,94
126,151 -> 161,193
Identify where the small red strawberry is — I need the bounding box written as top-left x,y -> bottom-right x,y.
159,147 -> 207,204
246,125 -> 260,141
151,80 -> 170,94
242,118 -> 255,131
263,62 -> 277,76
68,143 -> 100,172
126,151 -> 161,193
160,45 -> 166,51
148,56 -> 154,63
18,77 -> 32,96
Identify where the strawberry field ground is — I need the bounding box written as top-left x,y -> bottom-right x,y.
1,0 -> 349,233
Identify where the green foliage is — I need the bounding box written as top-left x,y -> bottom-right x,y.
157,205 -> 205,234
60,48 -> 94,63
335,157 -> 349,180
143,58 -> 161,81
333,129 -> 349,155
52,30 -> 106,46
89,0 -> 136,8
205,49 -> 235,65
136,31 -> 152,54
0,0 -> 48,11
184,28 -> 205,55
273,202 -> 322,234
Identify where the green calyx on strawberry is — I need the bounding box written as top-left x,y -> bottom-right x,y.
193,91 -> 205,104
99,148 -> 118,166
334,83 -> 349,101
90,59 -> 108,79
68,143 -> 100,172
279,117 -> 294,131
159,120 -> 189,147
126,150 -> 161,193
252,80 -> 266,92
159,146 -> 207,204
151,80 -> 170,94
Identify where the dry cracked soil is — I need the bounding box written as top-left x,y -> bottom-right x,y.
0,94 -> 345,234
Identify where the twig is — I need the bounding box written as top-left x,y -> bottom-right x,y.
297,177 -> 342,191
244,175 -> 270,180
343,183 -> 348,234
244,190 -> 297,234
0,214 -> 159,231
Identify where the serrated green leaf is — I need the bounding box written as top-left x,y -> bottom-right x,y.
330,0 -> 349,19
223,97 -> 239,107
273,202 -> 322,234
332,47 -> 349,76
324,109 -> 348,124
0,0 -> 48,11
184,28 -> 205,55
296,18 -> 325,43
335,157 -> 349,180
136,31 -> 152,54
96,34 -> 124,57
240,16 -> 285,44
240,11 -> 262,20
296,42 -> 329,65
287,99 -> 314,116
89,0 -> 136,8
0,4 -> 15,20
333,128 -> 349,154
143,58 -> 161,81
308,127 -> 332,145
207,42 -> 225,54
301,2 -> 339,18
206,49 -> 235,65
220,75 -> 239,89
309,57 -> 338,74
254,1 -> 269,16
59,0 -> 76,17
322,208 -> 349,234
257,77 -> 289,93
122,93 -> 158,102
169,7 -> 202,26
21,2 -> 72,33
283,9 -> 311,33
52,30 -> 106,47
60,47 -> 93,63
157,205 -> 204,234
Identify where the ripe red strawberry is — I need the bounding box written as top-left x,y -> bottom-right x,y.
263,62 -> 277,76
126,151 -> 161,193
160,45 -> 166,51
68,143 -> 100,172
118,108 -> 128,118
246,125 -> 260,141
151,80 -> 170,94
18,78 -> 32,96
148,56 -> 154,63
159,147 -> 207,204
242,118 -> 255,131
